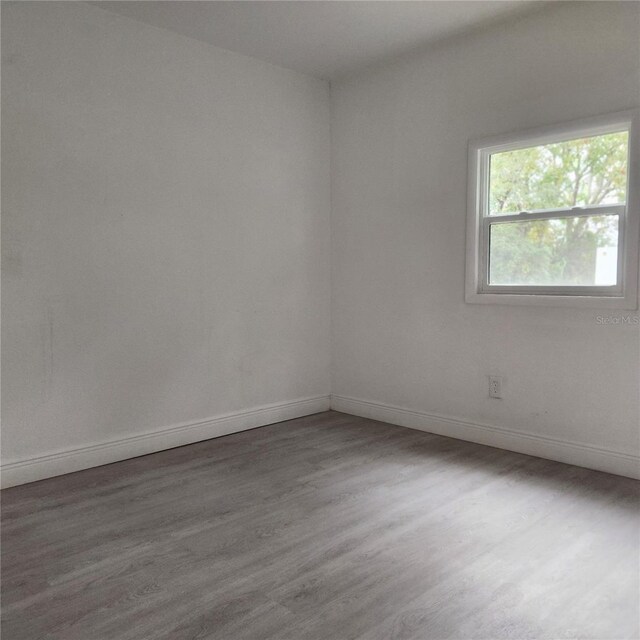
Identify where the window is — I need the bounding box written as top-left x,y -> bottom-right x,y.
466,110 -> 639,308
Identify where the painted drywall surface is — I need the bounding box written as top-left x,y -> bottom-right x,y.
2,2 -> 330,463
331,2 -> 640,455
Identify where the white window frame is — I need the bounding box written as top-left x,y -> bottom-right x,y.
465,109 -> 639,308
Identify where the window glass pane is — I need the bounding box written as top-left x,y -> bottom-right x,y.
488,131 -> 628,215
488,214 -> 619,286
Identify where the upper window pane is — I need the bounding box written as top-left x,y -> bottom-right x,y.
488,131 -> 628,215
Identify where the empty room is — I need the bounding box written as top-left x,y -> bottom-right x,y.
1,1 -> 639,638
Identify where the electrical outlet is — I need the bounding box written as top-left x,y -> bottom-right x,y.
488,375 -> 503,399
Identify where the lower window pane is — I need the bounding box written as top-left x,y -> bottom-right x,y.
488,214 -> 619,286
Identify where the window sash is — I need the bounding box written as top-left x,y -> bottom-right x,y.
479,205 -> 625,295
487,136 -> 630,217
476,124 -> 629,296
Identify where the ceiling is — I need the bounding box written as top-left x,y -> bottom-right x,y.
95,1 -> 541,80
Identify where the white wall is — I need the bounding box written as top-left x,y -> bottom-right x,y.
331,2 -> 640,476
3,2 -> 639,487
1,2 -> 331,485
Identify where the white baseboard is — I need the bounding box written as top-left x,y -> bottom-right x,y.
0,395 -> 330,488
4,393 -> 637,487
331,395 -> 640,480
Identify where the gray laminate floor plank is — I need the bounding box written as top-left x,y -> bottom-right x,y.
1,410 -> 638,639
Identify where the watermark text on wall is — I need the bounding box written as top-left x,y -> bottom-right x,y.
595,315 -> 640,325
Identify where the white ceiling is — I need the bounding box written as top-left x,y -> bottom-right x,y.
95,1 -> 541,80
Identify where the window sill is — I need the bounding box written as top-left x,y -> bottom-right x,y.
465,291 -> 638,309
